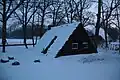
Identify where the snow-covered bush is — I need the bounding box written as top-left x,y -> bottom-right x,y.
0,57 -> 9,63
12,61 -> 20,66
0,58 -> 9,63
8,56 -> 15,60
34,59 -> 41,63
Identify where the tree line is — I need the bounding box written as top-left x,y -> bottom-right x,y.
0,0 -> 120,52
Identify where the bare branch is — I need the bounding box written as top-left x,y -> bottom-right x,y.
38,5 -> 44,11
45,11 -> 51,15
56,14 -> 65,26
56,2 -> 63,14
26,2 -> 40,24
0,2 -> 3,5
14,11 -> 23,24
0,12 -> 3,16
37,12 -> 42,17
24,0 -> 31,13
6,0 -> 12,14
109,21 -> 119,28
6,0 -> 25,21
83,17 -> 89,25
0,19 -> 3,22
103,0 -> 120,21
27,4 -> 34,12
27,2 -> 40,25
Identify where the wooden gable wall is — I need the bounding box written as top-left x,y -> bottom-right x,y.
55,23 -> 97,58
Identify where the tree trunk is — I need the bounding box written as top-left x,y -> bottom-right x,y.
31,0 -> 36,47
22,3 -> 28,49
119,33 -> 120,53
80,9 -> 82,23
52,8 -> 56,26
116,7 -> 120,53
95,0 -> 102,36
80,1 -> 82,23
22,24 -> 28,48
53,14 -> 55,26
35,26 -> 38,45
24,16 -> 28,48
41,17 -> 44,36
34,23 -> 38,45
2,0 -> 6,52
32,15 -> 35,47
40,11 -> 45,38
2,20 -> 7,52
35,36 -> 38,45
105,21 -> 108,48
65,9 -> 69,23
70,12 -> 73,23
37,12 -> 40,26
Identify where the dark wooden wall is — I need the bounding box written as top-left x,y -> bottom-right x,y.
55,23 -> 97,58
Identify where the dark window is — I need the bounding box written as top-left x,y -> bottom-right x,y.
72,43 -> 78,49
84,45 -> 88,49
82,42 -> 88,49
82,42 -> 88,44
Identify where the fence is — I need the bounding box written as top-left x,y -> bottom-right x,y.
99,42 -> 120,51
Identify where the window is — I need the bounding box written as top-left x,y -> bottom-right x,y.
83,42 -> 88,49
72,43 -> 78,49
84,45 -> 88,49
82,42 -> 88,44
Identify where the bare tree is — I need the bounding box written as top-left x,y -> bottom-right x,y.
48,0 -> 65,26
63,0 -> 93,25
31,0 -> 36,47
74,0 -> 92,24
69,0 -> 76,23
115,0 -> 120,52
13,0 -> 40,48
82,11 -> 96,26
37,0 -> 52,37
0,0 -> 25,52
63,0 -> 70,23
63,0 -> 76,23
101,0 -> 120,48
95,0 -> 102,36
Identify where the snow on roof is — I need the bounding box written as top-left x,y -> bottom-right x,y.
36,22 -> 79,57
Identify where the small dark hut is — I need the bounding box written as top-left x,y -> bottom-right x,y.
55,23 -> 97,58
41,23 -> 97,58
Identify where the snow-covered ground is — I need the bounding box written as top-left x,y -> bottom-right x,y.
0,22 -> 120,80
0,39 -> 34,45
0,39 -> 120,80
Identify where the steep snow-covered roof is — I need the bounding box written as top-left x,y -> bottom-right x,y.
36,22 -> 79,57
